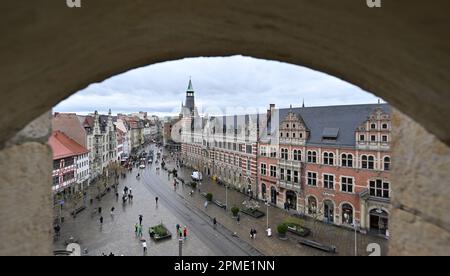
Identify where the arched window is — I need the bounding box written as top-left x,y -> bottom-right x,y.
368,156 -> 375,169
280,148 -> 289,160
307,197 -> 317,215
342,204 -> 353,225
384,156 -> 391,171
261,183 -> 267,199
293,150 -> 301,161
307,151 -> 317,163
323,152 -> 334,165
342,153 -> 353,167
361,155 -> 374,169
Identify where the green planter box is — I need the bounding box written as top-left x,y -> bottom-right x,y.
286,224 -> 311,237
149,224 -> 172,241
241,208 -> 265,218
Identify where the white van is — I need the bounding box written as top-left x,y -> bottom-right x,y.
191,171 -> 202,181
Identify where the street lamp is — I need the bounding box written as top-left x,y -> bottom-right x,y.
179,238 -> 183,256
225,184 -> 228,212
353,220 -> 359,256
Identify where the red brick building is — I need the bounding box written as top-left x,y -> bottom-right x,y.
258,104 -> 391,235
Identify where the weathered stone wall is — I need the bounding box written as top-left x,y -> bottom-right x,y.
1,0 -> 450,147
390,110 -> 450,255
0,112 -> 52,256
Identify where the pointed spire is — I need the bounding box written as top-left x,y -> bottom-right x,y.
290,104 -> 292,109
378,99 -> 381,104
302,99 -> 305,108
187,77 -> 194,92
108,109 -> 112,116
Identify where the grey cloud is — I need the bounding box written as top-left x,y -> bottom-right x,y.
54,56 -> 381,116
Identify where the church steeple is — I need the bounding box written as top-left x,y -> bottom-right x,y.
185,78 -> 195,114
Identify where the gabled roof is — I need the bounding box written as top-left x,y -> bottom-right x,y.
48,131 -> 89,160
278,104 -> 391,147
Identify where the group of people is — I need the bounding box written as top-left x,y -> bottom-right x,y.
120,186 -> 133,203
176,224 -> 188,240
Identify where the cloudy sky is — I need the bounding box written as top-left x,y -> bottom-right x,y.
54,55 -> 382,117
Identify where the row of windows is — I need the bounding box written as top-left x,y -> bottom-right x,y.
77,170 -> 89,179
359,134 -> 389,142
280,132 -> 304,139
262,148 -> 391,171
370,122 -> 390,130
306,172 -> 390,199
53,158 -> 75,170
52,172 -> 76,186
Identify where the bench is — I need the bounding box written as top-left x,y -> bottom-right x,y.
298,238 -> 337,253
213,200 -> 227,209
71,206 -> 86,217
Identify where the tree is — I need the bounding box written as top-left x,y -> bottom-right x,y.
231,206 -> 240,217
206,193 -> 213,202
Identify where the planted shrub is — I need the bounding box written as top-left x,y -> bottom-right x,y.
277,223 -> 288,235
206,193 -> 213,202
190,182 -> 197,189
231,206 -> 240,217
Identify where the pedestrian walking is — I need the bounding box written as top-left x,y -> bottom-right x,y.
100,216 -> 103,224
176,224 -> 180,233
204,201 -> 208,210
179,228 -> 183,239
110,207 -> 115,216
183,226 -> 187,240
139,215 -> 143,225
135,223 -> 139,236
155,197 -> 159,205
98,207 -> 102,214
237,215 -> 240,225
213,217 -> 217,229
115,192 -> 119,201
253,228 -> 257,239
142,241 -> 147,254
138,224 -> 143,237
250,229 -> 254,239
